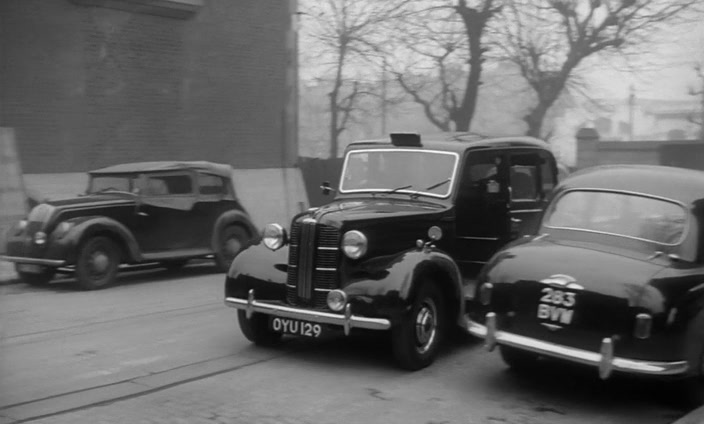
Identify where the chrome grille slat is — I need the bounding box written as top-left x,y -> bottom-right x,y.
286,220 -> 341,308
297,220 -> 316,300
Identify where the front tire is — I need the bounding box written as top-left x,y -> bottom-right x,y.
392,281 -> 445,371
17,267 -> 55,286
676,317 -> 704,407
237,310 -> 282,346
215,225 -> 250,272
74,236 -> 120,290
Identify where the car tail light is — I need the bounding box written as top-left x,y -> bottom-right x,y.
633,313 -> 652,339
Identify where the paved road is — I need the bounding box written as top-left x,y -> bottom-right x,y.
0,265 -> 693,424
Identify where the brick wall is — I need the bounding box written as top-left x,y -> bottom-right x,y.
0,0 -> 297,173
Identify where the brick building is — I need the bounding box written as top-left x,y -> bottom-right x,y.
0,0 -> 298,173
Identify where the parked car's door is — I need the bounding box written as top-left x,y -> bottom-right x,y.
134,172 -> 199,252
190,173 -> 236,246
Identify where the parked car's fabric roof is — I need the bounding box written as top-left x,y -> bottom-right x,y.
89,161 -> 233,178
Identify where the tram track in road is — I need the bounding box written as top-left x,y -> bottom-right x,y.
2,302 -> 222,347
0,349 -> 295,423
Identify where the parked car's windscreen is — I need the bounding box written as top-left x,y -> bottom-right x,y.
88,176 -> 134,194
340,149 -> 458,198
544,190 -> 687,245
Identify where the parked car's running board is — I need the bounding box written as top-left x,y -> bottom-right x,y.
142,249 -> 213,261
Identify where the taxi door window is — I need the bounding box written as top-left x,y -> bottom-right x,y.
509,152 -> 551,201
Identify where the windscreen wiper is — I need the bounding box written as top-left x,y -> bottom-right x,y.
384,184 -> 413,194
424,178 -> 450,191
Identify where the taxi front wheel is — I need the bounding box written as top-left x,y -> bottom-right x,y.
237,310 -> 282,346
392,281 -> 445,371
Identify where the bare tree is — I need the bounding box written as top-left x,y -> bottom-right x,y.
300,0 -> 412,158
688,63 -> 704,140
495,0 -> 700,138
390,0 -> 502,132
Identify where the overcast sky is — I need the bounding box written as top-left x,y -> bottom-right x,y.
588,17 -> 703,101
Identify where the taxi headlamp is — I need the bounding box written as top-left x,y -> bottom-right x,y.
262,223 -> 287,251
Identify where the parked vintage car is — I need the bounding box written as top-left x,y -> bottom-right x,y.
466,165 -> 704,400
225,132 -> 559,370
1,161 -> 258,289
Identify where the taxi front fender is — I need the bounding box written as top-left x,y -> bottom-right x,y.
225,242 -> 290,300
344,247 -> 464,326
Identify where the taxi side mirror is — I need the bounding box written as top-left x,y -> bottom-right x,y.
320,181 -> 336,196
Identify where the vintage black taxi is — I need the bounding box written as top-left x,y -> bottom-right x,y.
225,132 -> 559,370
2,161 -> 257,289
466,165 -> 704,400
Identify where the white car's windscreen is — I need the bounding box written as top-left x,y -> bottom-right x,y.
544,190 -> 687,245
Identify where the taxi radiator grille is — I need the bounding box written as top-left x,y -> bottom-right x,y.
286,221 -> 341,308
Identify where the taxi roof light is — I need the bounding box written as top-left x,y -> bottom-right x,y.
390,133 -> 421,147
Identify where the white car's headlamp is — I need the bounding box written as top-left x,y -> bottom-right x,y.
262,223 -> 287,251
342,230 -> 368,260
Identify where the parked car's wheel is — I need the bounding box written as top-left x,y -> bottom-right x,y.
237,310 -> 282,346
391,280 -> 445,371
215,224 -> 250,272
75,236 -> 120,290
161,259 -> 189,272
16,267 -> 55,286
677,318 -> 704,406
499,345 -> 540,372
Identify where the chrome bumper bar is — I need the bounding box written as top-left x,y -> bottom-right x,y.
225,289 -> 391,336
466,313 -> 689,379
0,256 -> 65,266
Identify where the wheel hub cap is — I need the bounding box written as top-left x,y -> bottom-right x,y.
90,251 -> 109,274
415,300 -> 437,354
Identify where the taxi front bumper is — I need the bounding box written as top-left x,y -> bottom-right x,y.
225,289 -> 391,336
465,312 -> 689,379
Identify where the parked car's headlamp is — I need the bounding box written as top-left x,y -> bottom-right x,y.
342,230 -> 368,259
262,223 -> 287,251
53,221 -> 74,238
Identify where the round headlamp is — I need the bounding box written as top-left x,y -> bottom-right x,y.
262,223 -> 286,251
326,289 -> 347,312
342,230 -> 368,260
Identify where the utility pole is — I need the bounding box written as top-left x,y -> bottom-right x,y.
698,65 -> 704,141
628,84 -> 636,141
689,64 -> 704,141
381,56 -> 387,135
